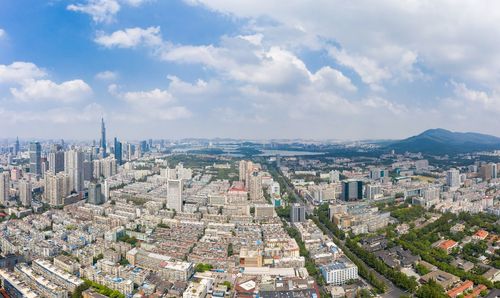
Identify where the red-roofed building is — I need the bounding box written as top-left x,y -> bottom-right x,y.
438,240 -> 458,254
464,284 -> 487,298
472,230 -> 489,241
447,280 -> 473,298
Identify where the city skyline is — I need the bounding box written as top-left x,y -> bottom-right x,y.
2,1 -> 500,140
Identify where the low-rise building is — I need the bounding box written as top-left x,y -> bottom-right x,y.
321,258 -> 358,285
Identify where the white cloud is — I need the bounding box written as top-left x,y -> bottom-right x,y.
95,26 -> 162,48
67,0 -> 120,23
88,3 -> 500,138
311,67 -> 356,92
0,29 -> 5,38
328,48 -> 390,90
450,81 -> 500,112
67,0 -> 152,23
184,0 -> 500,87
122,0 -> 150,6
108,83 -> 191,120
0,62 -> 46,83
121,88 -> 173,105
95,70 -> 118,80
0,61 -> 93,102
161,39 -> 355,93
10,79 -> 92,102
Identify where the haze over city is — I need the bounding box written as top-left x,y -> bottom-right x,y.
2,0 -> 500,140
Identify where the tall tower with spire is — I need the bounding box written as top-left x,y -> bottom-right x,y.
100,118 -> 107,157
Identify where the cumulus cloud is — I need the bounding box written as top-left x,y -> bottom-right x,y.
67,0 -> 120,23
0,62 -> 46,83
450,81 -> 500,112
67,0 -> 152,23
161,38 -> 356,93
10,79 -> 92,102
70,1 -> 500,138
95,70 -> 118,80
0,61 -> 92,102
95,26 -> 162,48
328,48 -> 390,90
184,0 -> 500,87
108,83 -> 191,120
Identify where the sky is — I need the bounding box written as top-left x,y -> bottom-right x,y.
1,0 -> 500,140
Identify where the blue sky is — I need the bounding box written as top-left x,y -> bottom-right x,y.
1,0 -> 500,140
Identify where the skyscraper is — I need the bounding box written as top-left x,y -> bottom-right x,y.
239,160 -> 247,182
100,118 -> 107,157
167,179 -> 183,212
29,142 -> 42,177
14,137 -> 20,156
114,137 -> 122,165
48,151 -> 65,174
446,168 -> 460,188
87,182 -> 103,205
127,143 -> 135,161
341,180 -> 363,201
64,149 -> 84,192
290,203 -> 306,223
19,179 -> 32,207
490,163 -> 497,179
44,172 -> 71,206
0,172 -> 10,205
249,171 -> 263,201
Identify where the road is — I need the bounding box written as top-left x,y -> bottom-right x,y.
270,165 -> 406,298
314,218 -> 406,298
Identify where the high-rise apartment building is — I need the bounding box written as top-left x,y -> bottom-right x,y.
44,172 -> 71,206
93,157 -> 117,179
167,179 -> 183,212
19,179 -> 32,207
290,203 -> 306,223
366,184 -> 382,200
341,180 -> 363,201
446,168 -> 460,188
0,172 -> 10,205
87,182 -> 103,205
239,160 -> 247,182
127,143 -> 135,161
48,151 -> 64,174
64,150 -> 84,192
249,171 -> 263,201
29,142 -> 41,177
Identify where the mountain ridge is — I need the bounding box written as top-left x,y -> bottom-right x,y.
387,128 -> 500,154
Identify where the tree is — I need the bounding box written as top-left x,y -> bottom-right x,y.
119,258 -> 130,266
415,263 -> 430,276
195,263 -> 213,272
415,280 -> 447,298
71,283 -> 90,298
157,223 -> 169,229
93,253 -> 104,264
